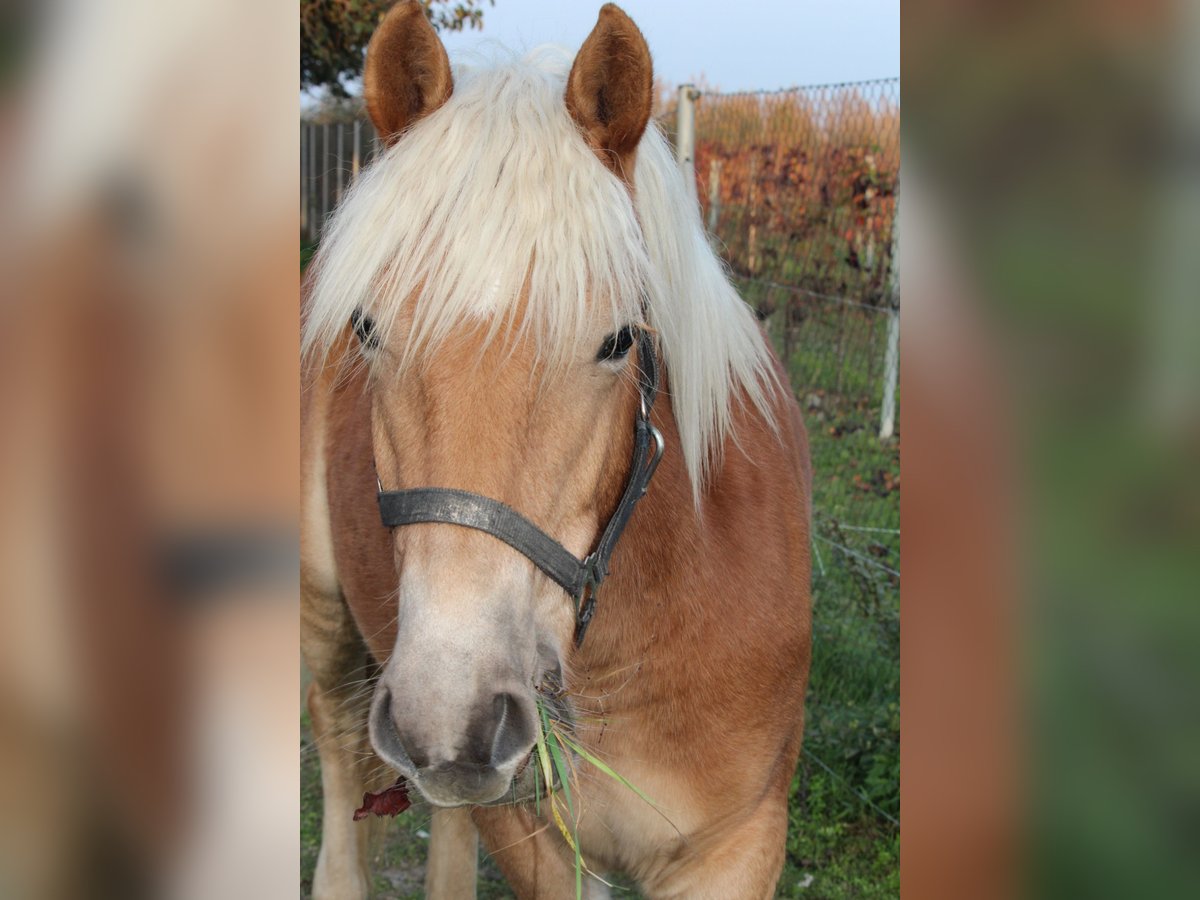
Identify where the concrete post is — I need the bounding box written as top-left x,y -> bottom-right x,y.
879,192 -> 900,440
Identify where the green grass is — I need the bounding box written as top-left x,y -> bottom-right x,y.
784,539 -> 899,900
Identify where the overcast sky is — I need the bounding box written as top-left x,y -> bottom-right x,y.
439,0 -> 900,92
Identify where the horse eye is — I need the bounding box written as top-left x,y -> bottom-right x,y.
597,326 -> 636,362
350,308 -> 379,349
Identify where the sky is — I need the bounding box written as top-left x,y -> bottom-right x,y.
438,0 -> 900,93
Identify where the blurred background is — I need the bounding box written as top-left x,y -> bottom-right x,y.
0,1 -> 298,898
902,1 -> 1199,899
0,0 -> 1195,898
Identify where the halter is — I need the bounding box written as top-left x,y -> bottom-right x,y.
376,330 -> 665,646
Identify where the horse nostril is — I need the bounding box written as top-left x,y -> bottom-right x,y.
460,691 -> 534,768
370,686 -> 423,771
489,691 -> 535,767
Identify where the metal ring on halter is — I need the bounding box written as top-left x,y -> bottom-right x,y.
644,422 -> 666,488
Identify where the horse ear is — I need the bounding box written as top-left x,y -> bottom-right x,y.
363,1 -> 453,146
566,4 -> 653,177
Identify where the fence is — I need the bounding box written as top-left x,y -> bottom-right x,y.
666,77 -> 902,577
670,80 -> 900,425
300,118 -> 382,245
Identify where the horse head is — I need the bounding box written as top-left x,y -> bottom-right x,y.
317,2 -> 655,807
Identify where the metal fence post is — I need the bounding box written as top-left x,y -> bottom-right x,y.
675,84 -> 698,200
300,123 -> 309,242
879,191 -> 900,440
352,119 -> 362,179
321,122 -> 330,238
335,121 -> 345,205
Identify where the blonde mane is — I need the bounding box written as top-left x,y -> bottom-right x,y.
302,48 -> 779,497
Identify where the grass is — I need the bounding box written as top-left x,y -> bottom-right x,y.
773,295 -> 899,898
298,239 -> 899,897
784,545 -> 899,900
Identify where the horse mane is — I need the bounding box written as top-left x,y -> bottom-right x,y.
302,47 -> 780,500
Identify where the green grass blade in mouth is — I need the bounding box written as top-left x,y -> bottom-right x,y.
539,705 -> 575,817
534,727 -> 555,802
535,697 -> 587,897
555,732 -> 683,839
554,732 -> 658,810
533,747 -> 541,816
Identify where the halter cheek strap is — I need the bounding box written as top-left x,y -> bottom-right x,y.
376,330 -> 664,646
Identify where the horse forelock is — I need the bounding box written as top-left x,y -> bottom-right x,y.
303,47 -> 780,501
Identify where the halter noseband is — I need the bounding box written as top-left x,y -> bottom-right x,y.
376,329 -> 665,646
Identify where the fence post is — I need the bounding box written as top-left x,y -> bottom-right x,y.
675,84 -> 698,200
335,121 -> 345,205
879,193 -> 900,440
352,119 -> 362,179
321,122 -> 330,239
300,123 -> 309,242
707,158 -> 722,233
306,122 -> 316,244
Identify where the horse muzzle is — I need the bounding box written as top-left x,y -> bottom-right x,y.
368,681 -> 538,807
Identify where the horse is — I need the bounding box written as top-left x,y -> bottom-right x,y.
300,3 -> 812,897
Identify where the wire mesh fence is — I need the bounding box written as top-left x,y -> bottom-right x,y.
665,78 -> 901,584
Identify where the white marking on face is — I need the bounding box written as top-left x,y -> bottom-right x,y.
372,532 -> 561,799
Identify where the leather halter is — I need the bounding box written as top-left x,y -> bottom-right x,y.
376,330 -> 665,646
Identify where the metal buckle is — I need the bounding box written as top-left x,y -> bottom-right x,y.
574,570 -> 600,645
579,552 -> 603,598
638,382 -> 665,489
644,422 -> 665,486
570,556 -> 600,645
